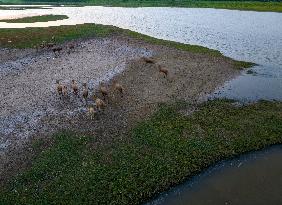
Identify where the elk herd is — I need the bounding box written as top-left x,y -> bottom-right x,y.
49,41 -> 169,120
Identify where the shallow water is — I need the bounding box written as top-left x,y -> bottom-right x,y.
0,6 -> 282,101
147,145 -> 282,205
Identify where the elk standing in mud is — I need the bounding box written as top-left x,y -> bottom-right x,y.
93,95 -> 106,111
47,42 -> 55,49
62,85 -> 68,97
158,64 -> 169,78
88,106 -> 96,120
99,83 -> 108,101
56,80 -> 63,96
52,47 -> 63,57
69,43 -> 75,50
113,80 -> 124,97
82,83 -> 89,103
67,43 -> 75,54
71,80 -> 79,96
141,56 -> 156,64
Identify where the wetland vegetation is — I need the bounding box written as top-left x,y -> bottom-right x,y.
0,14 -> 68,23
0,100 -> 281,204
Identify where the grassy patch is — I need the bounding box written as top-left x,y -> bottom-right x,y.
0,15 -> 68,23
1,1 -> 282,12
0,100 -> 281,204
0,6 -> 51,10
127,30 -> 222,56
0,23 -> 118,48
233,60 -> 255,70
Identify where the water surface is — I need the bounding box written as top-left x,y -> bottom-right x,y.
147,146 -> 282,205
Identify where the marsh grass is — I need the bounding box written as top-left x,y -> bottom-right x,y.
0,100 -> 281,204
0,15 -> 68,23
0,24 -> 117,48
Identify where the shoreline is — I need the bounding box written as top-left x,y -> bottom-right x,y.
146,144 -> 282,205
1,1 -> 282,13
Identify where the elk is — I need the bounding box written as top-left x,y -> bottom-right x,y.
93,95 -> 106,111
158,64 -> 169,78
141,56 -> 156,64
88,106 -> 96,120
113,80 -> 124,97
99,83 -> 108,100
71,80 -> 79,96
56,80 -> 63,95
82,83 -> 89,103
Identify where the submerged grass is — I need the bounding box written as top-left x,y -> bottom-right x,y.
0,15 -> 68,23
0,100 -> 281,204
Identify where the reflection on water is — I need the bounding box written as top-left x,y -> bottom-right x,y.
0,6 -> 282,101
147,146 -> 282,205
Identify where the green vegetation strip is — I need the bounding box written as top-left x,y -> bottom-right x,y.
0,15 -> 68,23
0,24 -> 118,48
0,6 -> 51,10
0,100 -> 281,204
1,1 -> 282,12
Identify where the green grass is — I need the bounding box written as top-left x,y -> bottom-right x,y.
0,15 -> 68,23
127,30 -> 222,56
0,100 -> 281,204
0,6 -> 51,10
0,23 -> 117,48
0,23 -> 221,56
1,1 -> 282,12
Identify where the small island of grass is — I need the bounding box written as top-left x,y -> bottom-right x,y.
0,14 -> 68,23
